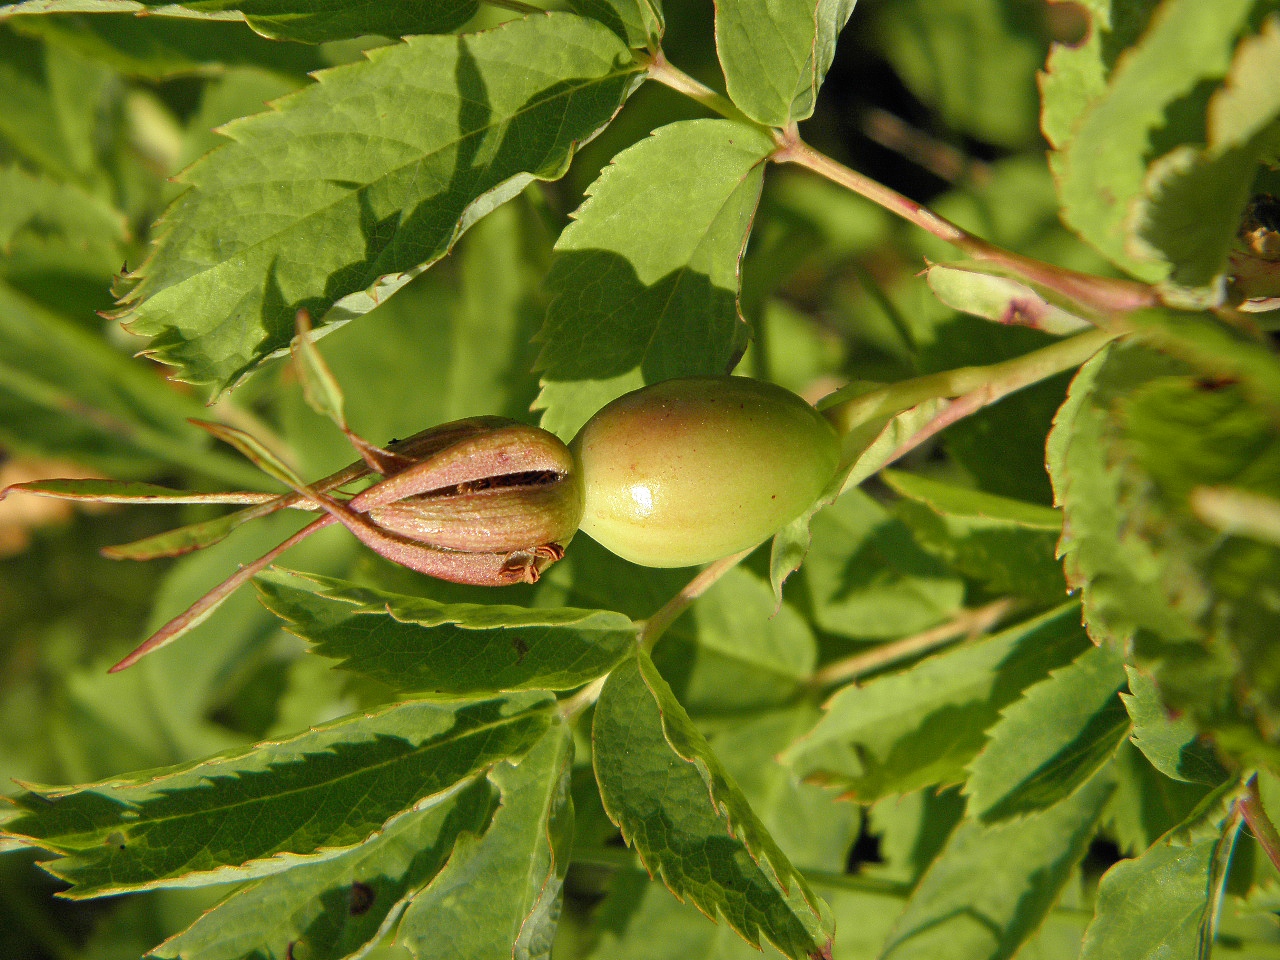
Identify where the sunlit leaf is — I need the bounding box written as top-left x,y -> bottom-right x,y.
535,119 -> 772,439
3,692 -> 554,897
0,1 -> 479,43
781,604 -> 1090,801
715,0 -> 855,128
594,651 -> 834,960
255,570 -> 638,693
964,643 -> 1129,823
149,777 -> 498,960
115,14 -> 642,392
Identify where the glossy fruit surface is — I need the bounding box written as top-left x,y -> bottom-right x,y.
571,377 -> 840,567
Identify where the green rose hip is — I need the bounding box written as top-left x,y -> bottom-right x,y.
571,377 -> 841,567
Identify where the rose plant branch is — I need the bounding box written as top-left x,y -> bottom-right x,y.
646,56 -> 1158,321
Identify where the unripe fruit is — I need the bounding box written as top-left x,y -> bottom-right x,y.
571,377 -> 840,567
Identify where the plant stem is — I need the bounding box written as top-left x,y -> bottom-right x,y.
821,326 -> 1116,436
639,547 -> 756,653
644,52 -> 765,129
771,134 -> 1158,317
1240,774 -> 1280,875
809,598 -> 1016,690
559,546 -> 756,720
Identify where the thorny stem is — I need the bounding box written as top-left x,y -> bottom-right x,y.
1241,774 -> 1280,875
808,598 -> 1017,690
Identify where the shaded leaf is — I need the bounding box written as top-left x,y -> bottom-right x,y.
1052,0 -> 1258,279
569,0 -> 663,48
1122,667 -> 1228,785
1081,787 -> 1244,960
255,569 -> 638,693
115,13 -> 642,392
149,777 -> 498,960
667,566 -> 817,713
715,0 -> 856,128
1047,337 -> 1280,765
536,119 -> 771,439
713,707 -> 859,873
964,643 -> 1129,823
0,1 -> 478,43
2,692 -> 554,897
0,280 -> 265,486
394,720 -> 575,960
880,773 -> 1113,960
1104,739 -> 1216,855
873,0 -> 1047,148
883,469 -> 1067,603
9,12 -> 323,79
593,651 -> 834,960
781,604 -> 1091,801
800,488 -> 965,641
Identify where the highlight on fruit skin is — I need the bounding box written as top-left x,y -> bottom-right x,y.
570,376 -> 841,567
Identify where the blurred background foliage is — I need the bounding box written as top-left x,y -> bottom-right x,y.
4,1 -> 1272,957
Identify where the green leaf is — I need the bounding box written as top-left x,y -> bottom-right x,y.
568,0 -> 663,48
883,470 -> 1068,603
148,777 -> 498,960
584,870 -> 784,960
115,13 -> 642,392
1127,15 -> 1280,305
254,570 -> 638,693
781,604 -> 1091,801
801,489 -> 965,640
593,651 -> 834,960
1126,308 -> 1280,417
1104,739 -> 1216,855
1122,667 -> 1228,785
1081,788 -> 1244,960
964,643 -> 1130,824
1047,337 -> 1280,765
714,0 -> 856,128
393,720 -> 574,960
0,281 -> 265,486
712,707 -> 859,873
872,0 -> 1047,148
0,162 -> 126,282
535,119 -> 772,439
3,692 -> 554,897
666,566 -> 817,713
9,12 -> 324,79
1039,0 -> 1156,152
0,29 -> 112,184
0,478 -> 277,505
1052,0 -> 1259,280
879,773 -> 1113,960
0,1 -> 479,43
924,262 -> 1094,336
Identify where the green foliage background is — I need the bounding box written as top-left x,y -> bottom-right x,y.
1,1 -> 1279,959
